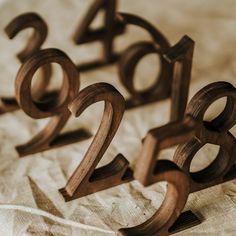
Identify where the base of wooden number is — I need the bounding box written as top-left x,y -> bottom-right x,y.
59,154 -> 134,201
169,211 -> 201,234
16,128 -> 92,157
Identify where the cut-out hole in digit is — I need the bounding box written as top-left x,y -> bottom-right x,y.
158,145 -> 178,161
31,63 -> 64,103
190,144 -> 220,173
119,41 -> 172,110
89,10 -> 105,30
203,97 -> 227,122
133,53 -> 160,92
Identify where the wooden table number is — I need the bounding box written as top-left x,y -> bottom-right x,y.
14,48 -> 91,157
0,12 -> 52,114
117,12 -> 173,110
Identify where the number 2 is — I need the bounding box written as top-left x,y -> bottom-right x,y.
59,83 -> 133,201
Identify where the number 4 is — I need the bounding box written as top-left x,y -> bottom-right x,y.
73,0 -> 125,70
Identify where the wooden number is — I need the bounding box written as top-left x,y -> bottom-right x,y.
118,13 -> 172,109
59,83 -> 133,201
118,12 -> 194,111
173,82 -> 236,192
130,82 -> 236,234
119,162 -> 198,235
5,12 -> 48,62
128,117 -> 201,235
164,35 -> 194,122
134,116 -> 197,185
73,0 -> 125,71
15,48 -> 91,157
0,12 -> 52,114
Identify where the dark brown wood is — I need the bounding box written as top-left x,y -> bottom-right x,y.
119,160 -> 196,236
118,117 -> 201,236
15,48 -> 91,157
5,13 -> 48,62
117,12 -> 172,110
73,0 -> 126,71
173,81 -> 236,192
0,12 -> 52,114
164,35 -> 194,122
75,8 -> 194,114
169,210 -> 202,234
59,83 -> 133,201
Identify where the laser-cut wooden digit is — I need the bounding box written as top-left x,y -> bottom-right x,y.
118,13 -> 194,111
73,0 -> 125,71
119,163 -> 197,235
117,12 -> 172,109
15,48 -> 91,157
173,82 -> 236,192
0,12 -> 52,114
164,35 -> 194,122
59,83 -> 133,201
131,117 -> 201,234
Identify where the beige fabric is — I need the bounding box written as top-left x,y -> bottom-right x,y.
0,0 -> 235,235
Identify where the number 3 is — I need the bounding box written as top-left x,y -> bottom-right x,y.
0,13 -> 52,114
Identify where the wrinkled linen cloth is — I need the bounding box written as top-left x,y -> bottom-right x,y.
0,0 -> 235,235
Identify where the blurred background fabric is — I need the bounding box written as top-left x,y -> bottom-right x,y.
0,0 -> 235,235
